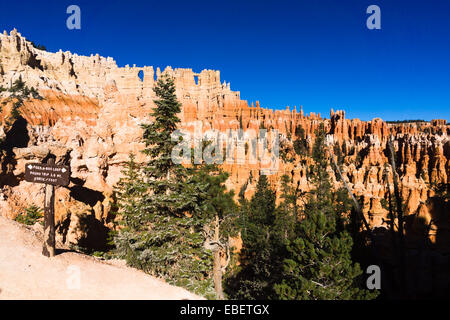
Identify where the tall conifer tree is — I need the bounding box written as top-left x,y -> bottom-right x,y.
225,174 -> 286,299
114,75 -> 213,297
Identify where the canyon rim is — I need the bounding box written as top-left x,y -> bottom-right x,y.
0,28 -> 449,253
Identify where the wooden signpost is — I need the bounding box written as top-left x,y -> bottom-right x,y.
25,158 -> 70,257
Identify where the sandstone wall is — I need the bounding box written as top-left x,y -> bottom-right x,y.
1,29 -> 449,249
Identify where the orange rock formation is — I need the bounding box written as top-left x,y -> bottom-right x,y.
1,29 -> 448,248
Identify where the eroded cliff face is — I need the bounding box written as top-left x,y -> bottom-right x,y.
0,29 -> 449,250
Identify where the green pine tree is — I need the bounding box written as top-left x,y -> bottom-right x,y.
1,77 -> 42,151
274,125 -> 378,300
225,174 -> 287,300
0,76 -> 41,124
15,204 -> 43,226
113,75 -> 214,298
111,153 -> 148,265
293,124 -> 308,158
190,157 -> 239,299
278,173 -> 303,226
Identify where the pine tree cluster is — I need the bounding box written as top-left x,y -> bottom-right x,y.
112,76 -> 379,300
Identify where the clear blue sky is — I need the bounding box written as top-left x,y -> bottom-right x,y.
1,0 -> 449,121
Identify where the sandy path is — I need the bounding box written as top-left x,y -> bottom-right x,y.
0,216 -> 203,300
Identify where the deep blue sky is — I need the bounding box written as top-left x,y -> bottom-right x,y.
1,0 -> 449,121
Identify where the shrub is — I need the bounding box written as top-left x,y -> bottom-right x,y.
15,205 -> 43,225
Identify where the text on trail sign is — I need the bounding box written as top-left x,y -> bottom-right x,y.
25,163 -> 70,186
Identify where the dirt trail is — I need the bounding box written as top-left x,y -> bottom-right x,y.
0,216 -> 203,300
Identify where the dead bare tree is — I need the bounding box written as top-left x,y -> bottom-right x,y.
383,164 -> 398,253
329,146 -> 371,233
387,137 -> 407,296
203,214 -> 232,300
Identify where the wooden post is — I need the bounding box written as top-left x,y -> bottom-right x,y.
42,157 -> 56,257
24,157 -> 69,257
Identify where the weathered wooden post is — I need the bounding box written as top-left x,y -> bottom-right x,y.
25,156 -> 70,257
42,158 -> 56,257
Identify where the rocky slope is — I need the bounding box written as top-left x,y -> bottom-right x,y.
0,29 -> 449,251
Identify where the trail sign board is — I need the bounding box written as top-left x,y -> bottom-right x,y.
25,163 -> 70,186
